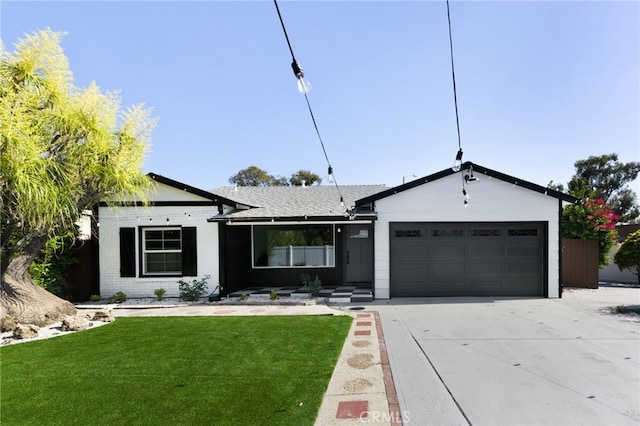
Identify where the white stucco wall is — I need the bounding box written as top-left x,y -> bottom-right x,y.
373,173 -> 562,299
98,183 -> 220,298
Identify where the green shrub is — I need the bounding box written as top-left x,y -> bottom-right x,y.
108,291 -> 127,303
154,288 -> 166,301
178,275 -> 210,301
308,275 -> 323,298
614,230 -> 640,285
270,290 -> 278,300
300,273 -> 323,297
239,293 -> 248,301
90,294 -> 102,302
29,233 -> 78,298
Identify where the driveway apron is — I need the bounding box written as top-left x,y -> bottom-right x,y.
373,287 -> 640,426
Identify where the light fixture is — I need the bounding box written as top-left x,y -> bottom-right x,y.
291,60 -> 311,94
462,188 -> 471,202
452,149 -> 463,172
340,195 -> 344,207
464,165 -> 480,183
327,165 -> 334,183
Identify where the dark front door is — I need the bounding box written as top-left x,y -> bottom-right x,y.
345,225 -> 373,283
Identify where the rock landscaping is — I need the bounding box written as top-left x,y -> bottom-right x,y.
1,311 -> 114,346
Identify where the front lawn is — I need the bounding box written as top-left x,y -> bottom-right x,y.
0,315 -> 352,425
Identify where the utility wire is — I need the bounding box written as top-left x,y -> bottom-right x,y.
446,0 -> 469,206
273,0 -> 296,61
272,0 -> 347,211
446,0 -> 462,152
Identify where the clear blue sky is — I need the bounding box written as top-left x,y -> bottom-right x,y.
2,1 -> 639,192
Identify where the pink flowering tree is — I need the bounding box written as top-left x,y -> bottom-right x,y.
562,198 -> 620,267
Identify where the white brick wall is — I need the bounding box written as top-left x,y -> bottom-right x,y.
98,204 -> 220,298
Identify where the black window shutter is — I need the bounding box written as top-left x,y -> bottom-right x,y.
182,227 -> 197,276
119,228 -> 136,277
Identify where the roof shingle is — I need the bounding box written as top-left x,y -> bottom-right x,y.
211,185 -> 385,219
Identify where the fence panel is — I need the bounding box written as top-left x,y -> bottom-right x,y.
562,239 -> 599,289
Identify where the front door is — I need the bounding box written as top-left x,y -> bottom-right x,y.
345,225 -> 373,283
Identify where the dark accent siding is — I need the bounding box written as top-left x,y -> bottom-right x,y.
182,227 -> 197,276
119,228 -> 136,277
220,224 -> 350,294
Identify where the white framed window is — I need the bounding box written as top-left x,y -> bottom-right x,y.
142,228 -> 182,275
252,224 -> 335,268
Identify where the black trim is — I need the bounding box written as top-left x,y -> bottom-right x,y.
207,215 -> 377,223
119,228 -> 136,277
355,161 -> 579,207
99,173 -> 250,209
542,222 -> 549,298
148,173 -> 252,207
558,198 -> 563,298
182,227 -> 197,276
100,201 -> 217,207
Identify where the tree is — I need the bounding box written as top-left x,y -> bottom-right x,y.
229,166 -> 283,187
229,166 -> 322,187
614,230 -> 640,285
1,29 -> 155,325
568,154 -> 640,223
289,170 -> 322,186
562,198 -> 619,267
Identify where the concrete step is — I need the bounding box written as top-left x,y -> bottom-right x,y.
350,294 -> 373,303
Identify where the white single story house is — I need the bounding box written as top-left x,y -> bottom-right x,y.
97,162 -> 577,300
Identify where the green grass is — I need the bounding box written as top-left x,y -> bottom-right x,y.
0,315 -> 352,426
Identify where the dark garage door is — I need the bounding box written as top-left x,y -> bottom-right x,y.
390,222 -> 545,297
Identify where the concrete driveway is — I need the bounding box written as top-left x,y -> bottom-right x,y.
371,286 -> 640,425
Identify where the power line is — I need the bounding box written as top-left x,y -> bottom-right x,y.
272,0 -> 347,211
446,0 -> 470,207
447,0 -> 462,153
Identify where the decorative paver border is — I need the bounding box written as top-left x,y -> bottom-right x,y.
315,310 -> 402,425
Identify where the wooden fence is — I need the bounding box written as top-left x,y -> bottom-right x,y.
562,239 -> 599,289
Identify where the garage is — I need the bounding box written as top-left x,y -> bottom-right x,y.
390,222 -> 546,297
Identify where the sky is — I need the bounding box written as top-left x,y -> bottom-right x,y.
1,0 -> 639,193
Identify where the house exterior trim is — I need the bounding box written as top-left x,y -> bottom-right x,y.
355,162 -> 578,207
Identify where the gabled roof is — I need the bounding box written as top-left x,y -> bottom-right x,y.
208,185 -> 385,222
355,162 -> 578,207
148,173 -> 250,207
